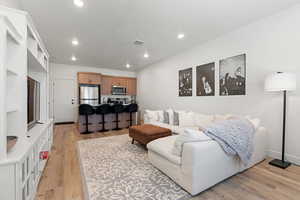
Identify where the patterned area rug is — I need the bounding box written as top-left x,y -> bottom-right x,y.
77,134 -> 191,200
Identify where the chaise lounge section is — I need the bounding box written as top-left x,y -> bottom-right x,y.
143,109 -> 268,195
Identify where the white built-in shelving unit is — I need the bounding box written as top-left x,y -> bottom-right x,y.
0,6 -> 53,200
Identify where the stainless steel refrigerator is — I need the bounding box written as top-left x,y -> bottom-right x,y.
79,84 -> 101,106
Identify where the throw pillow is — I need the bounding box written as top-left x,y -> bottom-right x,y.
157,110 -> 164,123
173,112 -> 179,126
163,111 -> 169,124
166,108 -> 174,125
144,110 -> 159,122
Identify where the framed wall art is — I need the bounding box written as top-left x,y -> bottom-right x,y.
219,54 -> 246,96
196,62 -> 215,96
179,67 -> 193,96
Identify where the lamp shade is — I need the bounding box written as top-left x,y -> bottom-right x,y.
265,72 -> 296,92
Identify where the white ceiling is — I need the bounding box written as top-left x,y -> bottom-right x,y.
20,0 -> 299,71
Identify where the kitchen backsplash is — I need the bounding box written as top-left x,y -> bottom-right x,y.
101,95 -> 136,104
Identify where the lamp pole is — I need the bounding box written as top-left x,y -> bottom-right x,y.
282,90 -> 286,162
269,90 -> 291,169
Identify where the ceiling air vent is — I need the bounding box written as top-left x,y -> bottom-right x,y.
134,40 -> 144,46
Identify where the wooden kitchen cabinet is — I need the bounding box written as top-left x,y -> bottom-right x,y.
101,76 -> 112,95
127,78 -> 137,95
78,72 -> 102,85
110,77 -> 120,86
111,77 -> 125,87
101,75 -> 137,95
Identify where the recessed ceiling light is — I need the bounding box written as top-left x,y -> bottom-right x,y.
126,64 -> 131,68
71,56 -> 77,61
177,33 -> 185,39
72,39 -> 79,46
74,0 -> 84,7
144,53 -> 149,58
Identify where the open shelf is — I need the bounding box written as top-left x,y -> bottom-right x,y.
6,68 -> 18,76
28,49 -> 47,73
2,16 -> 22,45
7,28 -> 21,45
6,105 -> 18,113
6,33 -> 22,75
27,25 -> 48,71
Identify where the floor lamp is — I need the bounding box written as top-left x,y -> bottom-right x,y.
265,72 -> 296,169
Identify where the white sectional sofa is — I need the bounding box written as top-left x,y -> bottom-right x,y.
143,110 -> 268,195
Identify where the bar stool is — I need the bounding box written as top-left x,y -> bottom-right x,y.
112,104 -> 124,130
126,103 -> 138,128
79,104 -> 95,134
95,104 -> 111,132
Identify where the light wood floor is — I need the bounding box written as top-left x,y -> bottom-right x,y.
36,124 -> 300,200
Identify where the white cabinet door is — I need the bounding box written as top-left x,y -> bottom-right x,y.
54,79 -> 77,123
0,165 -> 16,200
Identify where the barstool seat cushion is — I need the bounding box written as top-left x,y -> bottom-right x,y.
126,103 -> 138,113
79,104 -> 95,115
112,104 -> 124,113
96,104 -> 111,115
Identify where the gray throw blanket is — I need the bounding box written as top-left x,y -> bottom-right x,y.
204,119 -> 255,165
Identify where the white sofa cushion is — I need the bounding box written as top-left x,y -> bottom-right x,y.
178,112 -> 195,127
147,135 -> 181,165
150,121 -> 174,131
172,126 -> 198,135
151,121 -> 199,135
172,128 -> 212,156
193,113 -> 215,130
214,114 -> 234,122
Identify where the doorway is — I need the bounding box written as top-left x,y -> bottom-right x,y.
54,79 -> 77,123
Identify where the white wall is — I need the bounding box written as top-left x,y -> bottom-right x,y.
137,4 -> 300,164
0,0 -> 21,9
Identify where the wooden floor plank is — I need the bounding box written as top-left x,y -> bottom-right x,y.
36,124 -> 300,200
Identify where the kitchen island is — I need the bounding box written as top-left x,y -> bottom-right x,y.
78,104 -> 138,133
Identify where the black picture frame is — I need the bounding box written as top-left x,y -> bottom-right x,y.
196,62 -> 215,96
219,54 -> 246,96
179,67 -> 193,96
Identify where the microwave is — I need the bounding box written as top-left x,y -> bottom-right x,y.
112,86 -> 127,95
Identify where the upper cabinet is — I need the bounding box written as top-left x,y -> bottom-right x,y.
78,73 -> 137,95
27,21 -> 49,72
78,72 -> 102,85
101,75 -> 137,95
101,76 -> 112,95
127,78 -> 137,96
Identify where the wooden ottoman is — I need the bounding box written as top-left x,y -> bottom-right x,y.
129,124 -> 172,145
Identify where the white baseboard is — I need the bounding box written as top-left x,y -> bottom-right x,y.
268,150 -> 300,166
